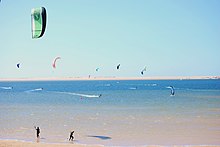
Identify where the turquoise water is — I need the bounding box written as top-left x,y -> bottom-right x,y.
0,80 -> 220,146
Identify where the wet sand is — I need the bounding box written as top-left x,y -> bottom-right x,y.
0,140 -> 220,147
0,140 -> 102,147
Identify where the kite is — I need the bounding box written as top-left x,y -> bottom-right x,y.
116,64 -> 120,70
31,7 -> 47,39
16,63 -> 20,68
141,67 -> 146,75
96,68 -> 99,72
52,57 -> 61,68
166,86 -> 175,96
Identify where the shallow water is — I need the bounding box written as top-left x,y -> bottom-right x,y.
0,80 -> 220,146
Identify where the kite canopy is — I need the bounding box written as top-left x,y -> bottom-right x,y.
52,57 -> 61,68
16,63 -> 20,68
167,86 -> 175,96
31,7 -> 47,39
116,64 -> 120,70
141,67 -> 147,75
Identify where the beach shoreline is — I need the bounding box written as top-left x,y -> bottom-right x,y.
0,139 -> 103,147
0,140 -> 220,147
0,76 -> 219,82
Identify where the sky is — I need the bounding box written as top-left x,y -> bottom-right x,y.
0,0 -> 220,78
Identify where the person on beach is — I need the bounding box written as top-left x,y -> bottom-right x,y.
34,126 -> 40,138
69,130 -> 74,141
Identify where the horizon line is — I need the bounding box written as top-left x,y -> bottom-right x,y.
0,76 -> 219,82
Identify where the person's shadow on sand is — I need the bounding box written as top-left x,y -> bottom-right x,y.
87,135 -> 112,140
36,137 -> 46,143
68,140 -> 80,144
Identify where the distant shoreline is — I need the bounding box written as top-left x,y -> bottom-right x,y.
0,76 -> 219,82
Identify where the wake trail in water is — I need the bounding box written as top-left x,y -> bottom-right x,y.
53,91 -> 101,98
0,86 -> 13,90
25,88 -> 43,92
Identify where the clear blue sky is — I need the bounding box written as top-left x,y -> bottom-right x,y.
0,0 -> 220,78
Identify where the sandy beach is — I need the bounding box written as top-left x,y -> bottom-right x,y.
1,140 -> 220,147
0,140 -> 102,147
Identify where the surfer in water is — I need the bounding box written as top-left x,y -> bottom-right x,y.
34,126 -> 40,138
99,94 -> 102,97
69,130 -> 74,141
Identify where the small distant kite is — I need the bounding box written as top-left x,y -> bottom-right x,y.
52,57 -> 61,68
16,63 -> 20,68
96,68 -> 99,72
141,67 -> 147,75
31,7 -> 47,39
116,64 -> 120,70
166,86 -> 175,96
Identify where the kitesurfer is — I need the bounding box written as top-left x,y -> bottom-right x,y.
69,130 -> 74,141
169,86 -> 175,96
34,126 -> 40,138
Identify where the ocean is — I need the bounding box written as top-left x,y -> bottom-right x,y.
0,79 -> 220,146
